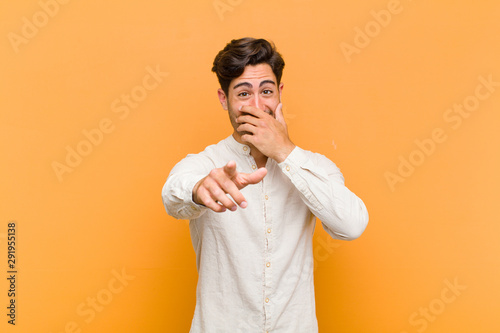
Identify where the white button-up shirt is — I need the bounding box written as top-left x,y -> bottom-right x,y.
162,135 -> 368,333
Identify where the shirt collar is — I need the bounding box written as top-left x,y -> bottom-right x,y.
226,134 -> 251,156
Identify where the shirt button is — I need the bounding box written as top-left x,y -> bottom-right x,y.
265,195 -> 269,200
265,298 -> 270,303
286,165 -> 290,171
267,228 -> 271,233
266,262 -> 271,267
252,165 -> 257,170
243,146 -> 248,151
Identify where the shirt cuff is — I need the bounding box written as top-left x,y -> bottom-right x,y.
174,176 -> 208,219
278,146 -> 307,175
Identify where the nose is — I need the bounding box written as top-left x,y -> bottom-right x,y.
249,95 -> 262,110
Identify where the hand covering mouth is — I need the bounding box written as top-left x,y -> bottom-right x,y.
263,109 -> 274,117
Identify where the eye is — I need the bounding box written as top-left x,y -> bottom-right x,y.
262,90 -> 273,95
238,92 -> 250,97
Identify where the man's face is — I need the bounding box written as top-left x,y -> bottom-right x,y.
218,63 -> 284,141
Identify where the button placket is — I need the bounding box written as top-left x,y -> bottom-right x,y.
262,174 -> 273,331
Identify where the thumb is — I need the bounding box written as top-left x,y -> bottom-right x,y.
241,167 -> 267,186
275,103 -> 287,129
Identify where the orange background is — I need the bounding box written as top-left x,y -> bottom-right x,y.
1,0 -> 499,332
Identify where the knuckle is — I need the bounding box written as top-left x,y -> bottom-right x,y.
197,186 -> 207,197
211,187 -> 223,197
203,180 -> 213,192
201,194 -> 211,205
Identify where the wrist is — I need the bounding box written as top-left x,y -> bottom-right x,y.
273,142 -> 296,163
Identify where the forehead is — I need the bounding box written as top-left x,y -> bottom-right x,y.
229,63 -> 277,90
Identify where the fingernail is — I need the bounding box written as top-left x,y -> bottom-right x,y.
230,206 -> 237,211
240,201 -> 247,208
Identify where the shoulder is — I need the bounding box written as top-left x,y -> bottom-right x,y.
173,136 -> 231,170
188,136 -> 231,161
202,136 -> 232,155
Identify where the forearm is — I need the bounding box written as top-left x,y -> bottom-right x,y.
278,147 -> 369,240
317,181 -> 369,241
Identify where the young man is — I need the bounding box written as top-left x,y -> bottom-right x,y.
162,37 -> 369,332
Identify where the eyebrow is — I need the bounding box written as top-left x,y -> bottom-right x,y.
233,80 -> 276,90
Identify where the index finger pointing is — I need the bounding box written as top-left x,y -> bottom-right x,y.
223,160 -> 237,177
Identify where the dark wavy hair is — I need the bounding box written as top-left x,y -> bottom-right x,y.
212,37 -> 285,95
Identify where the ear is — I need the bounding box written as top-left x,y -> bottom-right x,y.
217,88 -> 228,110
278,82 -> 284,102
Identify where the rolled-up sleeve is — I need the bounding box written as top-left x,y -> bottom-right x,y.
278,147 -> 369,240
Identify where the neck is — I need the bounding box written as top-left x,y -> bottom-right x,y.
252,150 -> 268,168
232,132 -> 268,168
